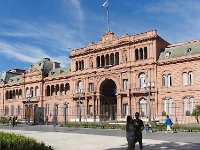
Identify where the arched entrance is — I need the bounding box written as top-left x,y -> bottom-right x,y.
100,79 -> 117,121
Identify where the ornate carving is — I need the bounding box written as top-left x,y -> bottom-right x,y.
122,50 -> 127,63
89,57 -> 93,68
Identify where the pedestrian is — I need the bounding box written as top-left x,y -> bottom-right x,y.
45,115 -> 49,125
126,115 -> 135,150
165,115 -> 172,133
12,116 -> 16,127
15,116 -> 18,126
133,112 -> 144,150
9,116 -> 12,127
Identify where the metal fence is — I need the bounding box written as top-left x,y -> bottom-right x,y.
0,101 -> 200,125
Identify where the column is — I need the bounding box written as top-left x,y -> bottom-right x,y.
93,96 -> 96,122
117,95 -> 122,119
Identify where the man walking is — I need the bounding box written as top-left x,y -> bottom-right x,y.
165,115 -> 172,133
133,112 -> 144,150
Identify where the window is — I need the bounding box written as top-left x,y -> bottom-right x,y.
54,104 -> 59,116
123,103 -> 128,116
139,73 -> 146,88
77,81 -> 83,93
183,71 -> 193,86
140,99 -> 148,116
188,72 -> 193,85
165,52 -> 171,58
183,72 -> 188,85
89,83 -> 94,92
184,97 -> 194,116
167,74 -> 172,87
162,75 -> 166,87
123,79 -> 128,90
163,98 -> 173,115
88,105 -> 93,116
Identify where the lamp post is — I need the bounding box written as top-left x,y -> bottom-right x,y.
64,102 -> 69,124
26,93 -> 32,125
77,89 -> 82,122
144,82 -> 155,124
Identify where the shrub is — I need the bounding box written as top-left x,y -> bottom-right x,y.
0,132 -> 54,150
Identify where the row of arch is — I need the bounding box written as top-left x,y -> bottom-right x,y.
46,83 -> 70,96
135,47 -> 148,60
5,89 -> 22,100
96,52 -> 119,68
75,60 -> 84,71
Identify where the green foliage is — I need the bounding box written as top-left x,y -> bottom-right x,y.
0,132 -> 54,150
0,117 -> 9,124
192,105 -> 200,123
63,122 -> 126,130
192,105 -> 200,116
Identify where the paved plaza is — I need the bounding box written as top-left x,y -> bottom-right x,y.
0,126 -> 200,150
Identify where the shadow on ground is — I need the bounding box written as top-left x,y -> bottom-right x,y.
105,142 -> 200,150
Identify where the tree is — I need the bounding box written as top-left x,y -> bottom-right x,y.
192,105 -> 200,123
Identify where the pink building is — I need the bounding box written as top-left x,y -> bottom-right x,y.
0,30 -> 199,124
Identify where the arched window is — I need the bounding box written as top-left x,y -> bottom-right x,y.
163,98 -> 173,115
35,86 -> 39,96
30,87 -> 34,97
55,84 -> 59,95
188,71 -> 193,85
101,55 -> 105,67
184,97 -> 195,116
76,61 -> 78,71
135,49 -> 139,60
79,61 -> 81,70
115,52 -> 119,65
65,83 -> 70,94
162,75 -> 166,87
46,85 -> 50,96
144,47 -> 147,59
139,73 -> 146,88
51,85 -> 54,96
81,60 -> 84,70
182,72 -> 188,85
110,53 -> 114,65
140,99 -> 148,116
60,84 -> 64,96
96,56 -> 100,67
139,48 -> 143,59
77,81 -> 83,93
167,74 -> 172,87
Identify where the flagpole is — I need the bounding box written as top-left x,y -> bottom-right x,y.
106,0 -> 110,32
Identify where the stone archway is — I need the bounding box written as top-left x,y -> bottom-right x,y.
99,79 -> 117,121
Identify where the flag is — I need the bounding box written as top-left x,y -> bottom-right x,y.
102,0 -> 108,8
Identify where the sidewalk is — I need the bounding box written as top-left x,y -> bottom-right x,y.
0,129 -> 199,150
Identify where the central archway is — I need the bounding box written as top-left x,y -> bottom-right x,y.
99,79 -> 117,121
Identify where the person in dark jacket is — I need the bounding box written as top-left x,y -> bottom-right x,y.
133,112 -> 144,150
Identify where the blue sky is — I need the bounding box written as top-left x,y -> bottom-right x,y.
0,0 -> 200,74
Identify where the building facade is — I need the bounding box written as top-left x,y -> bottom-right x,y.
0,30 -> 199,124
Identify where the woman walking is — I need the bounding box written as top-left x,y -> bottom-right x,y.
126,115 -> 135,150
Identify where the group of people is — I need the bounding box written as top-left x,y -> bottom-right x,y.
126,113 -> 173,150
9,116 -> 18,127
126,112 -> 144,150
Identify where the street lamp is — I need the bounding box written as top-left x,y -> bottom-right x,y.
64,102 -> 69,124
144,82 -> 155,123
26,93 -> 32,125
77,89 -> 82,122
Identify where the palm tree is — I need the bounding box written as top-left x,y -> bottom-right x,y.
192,105 -> 200,123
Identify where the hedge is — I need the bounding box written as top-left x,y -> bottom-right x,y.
0,132 -> 54,150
